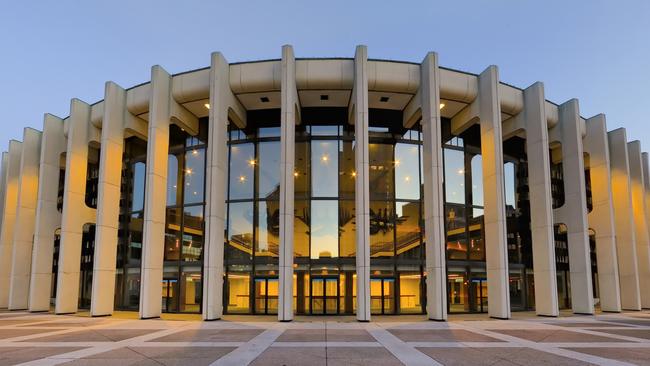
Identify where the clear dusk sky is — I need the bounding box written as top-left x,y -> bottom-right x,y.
1,0 -> 649,149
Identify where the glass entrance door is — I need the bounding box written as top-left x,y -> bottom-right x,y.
469,277 -> 488,313
311,277 -> 338,314
370,278 -> 395,315
254,278 -> 279,315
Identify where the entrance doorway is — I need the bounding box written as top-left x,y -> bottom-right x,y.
370,278 -> 395,314
470,277 -> 488,313
254,278 -> 278,315
310,277 -> 338,314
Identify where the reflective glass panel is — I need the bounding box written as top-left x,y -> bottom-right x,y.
227,271 -> 250,313
295,142 -> 310,200
258,141 -> 281,200
311,125 -> 339,136
396,201 -> 421,260
310,200 -> 339,259
256,201 -> 280,258
399,272 -> 421,313
369,143 -> 395,200
311,141 -> 338,197
258,127 -> 281,138
226,202 -> 254,261
339,200 -> 356,257
370,201 -> 394,258
504,162 -> 516,209
471,154 -> 483,206
446,205 -> 467,260
180,267 -> 202,313
229,144 -> 255,200
395,144 -> 420,200
131,162 -> 145,212
167,155 -> 179,206
184,148 -> 205,204
339,140 -> 356,199
444,149 -> 465,204
182,205 -> 203,261
294,200 -> 310,257
164,208 -> 182,261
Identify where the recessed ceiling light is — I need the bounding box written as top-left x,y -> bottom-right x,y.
260,96 -> 270,103
204,103 -> 210,109
320,94 -> 329,101
440,103 -> 445,109
380,96 -> 389,102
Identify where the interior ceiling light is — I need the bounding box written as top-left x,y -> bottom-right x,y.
204,103 -> 210,109
440,103 -> 445,109
260,96 -> 270,103
380,96 -> 390,102
320,94 -> 329,101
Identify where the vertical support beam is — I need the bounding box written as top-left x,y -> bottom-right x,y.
0,153 -> 8,233
56,99 -> 96,314
643,152 -> 650,269
90,82 -> 127,316
29,114 -> 66,312
584,115 -> 621,312
353,45 -> 371,322
420,52 -> 447,320
203,52 -> 231,320
139,66 -> 172,319
0,141 -> 23,307
477,66 -> 510,319
557,100 -> 594,314
8,128 -> 42,309
607,129 -> 641,310
627,141 -> 650,308
522,83 -> 559,317
279,45 -> 296,321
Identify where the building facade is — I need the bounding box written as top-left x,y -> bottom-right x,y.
1,46 -> 649,322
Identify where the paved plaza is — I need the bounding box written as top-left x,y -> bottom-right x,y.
0,310 -> 650,365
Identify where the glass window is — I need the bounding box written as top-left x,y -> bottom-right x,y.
229,144 -> 255,200
468,209 -> 485,261
311,140 -> 338,197
256,201 -> 280,258
180,267 -> 202,313
227,271 -> 250,313
131,162 -> 145,212
182,205 -> 203,261
444,149 -> 465,204
395,144 -> 420,200
370,201 -> 394,258
446,205 -> 467,260
504,162 -> 516,210
294,200 -> 310,258
471,154 -> 483,207
399,272 -> 421,313
258,141 -> 281,200
396,201 -> 421,260
258,127 -> 281,138
184,148 -> 205,205
339,200 -> 356,257
128,216 -> 143,262
164,208 -> 182,261
369,144 -> 395,200
227,202 -> 254,261
311,125 -> 339,136
339,140 -> 356,200
167,155 -> 179,206
295,142 -> 310,200
310,200 -> 339,259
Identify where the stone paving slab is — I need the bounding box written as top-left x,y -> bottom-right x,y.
547,322 -> 632,328
417,347 -> 595,366
149,328 -> 263,342
585,328 -> 650,340
61,346 -> 236,366
24,329 -> 162,342
388,329 -> 503,342
0,328 -> 62,340
567,347 -> 650,366
488,329 -> 629,343
0,346 -> 85,365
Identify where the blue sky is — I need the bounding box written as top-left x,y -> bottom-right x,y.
1,0 -> 649,149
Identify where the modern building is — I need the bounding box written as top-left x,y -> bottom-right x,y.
1,46 -> 649,322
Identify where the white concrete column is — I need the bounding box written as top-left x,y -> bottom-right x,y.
556,100 -> 594,314
0,140 -> 23,308
279,45 -> 297,321
420,52 -> 447,321
90,82 -> 128,316
0,153 -> 8,233
353,45 -> 371,322
643,152 -> 650,266
55,99 -> 97,314
584,114 -> 621,312
607,129 -> 641,310
477,66 -> 510,319
627,141 -> 650,308
8,128 -> 42,309
202,53 -> 231,321
522,83 -> 559,317
139,66 -> 172,319
29,114 -> 66,312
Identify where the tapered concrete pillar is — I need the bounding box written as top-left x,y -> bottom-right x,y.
140,66 -> 172,319
521,83 -> 559,317
29,114 -> 66,312
90,82 -> 128,317
557,100 -> 594,314
8,128 -> 42,309
420,52 -> 447,321
643,152 -> 650,263
0,140 -> 23,308
279,45 -> 297,321
627,141 -> 650,308
607,129 -> 641,310
477,66 -> 510,319
584,115 -> 621,312
55,99 -> 98,314
353,45 -> 371,322
203,53 -> 231,321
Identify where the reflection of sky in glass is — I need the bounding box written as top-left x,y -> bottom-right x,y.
167,155 -> 178,206
184,148 -> 205,204
471,155 -> 483,206
504,162 -> 516,209
132,162 -> 145,212
311,200 -> 338,259
312,141 -> 338,197
395,143 -> 420,200
258,141 -> 280,198
228,202 -> 253,240
444,149 -> 465,204
229,144 -> 255,200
